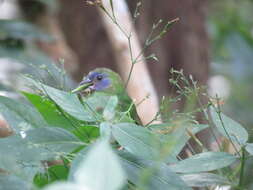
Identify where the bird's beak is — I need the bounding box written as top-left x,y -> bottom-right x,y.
71,78 -> 93,93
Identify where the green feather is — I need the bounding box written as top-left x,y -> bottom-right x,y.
80,68 -> 140,123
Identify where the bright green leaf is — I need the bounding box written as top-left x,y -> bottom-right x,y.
34,165 -> 69,188
23,92 -> 75,130
72,125 -> 99,142
25,77 -> 98,122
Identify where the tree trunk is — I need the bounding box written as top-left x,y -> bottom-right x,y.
99,0 -> 160,125
58,0 -> 116,81
18,0 -> 80,76
128,0 -> 210,98
58,0 -> 209,123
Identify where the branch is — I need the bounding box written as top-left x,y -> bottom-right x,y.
98,0 -> 160,125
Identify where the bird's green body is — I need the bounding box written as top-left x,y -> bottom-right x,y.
72,68 -> 140,123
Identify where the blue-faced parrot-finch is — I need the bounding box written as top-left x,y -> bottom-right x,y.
71,68 -> 140,123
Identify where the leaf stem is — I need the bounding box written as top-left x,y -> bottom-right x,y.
238,146 -> 246,189
215,97 -> 241,158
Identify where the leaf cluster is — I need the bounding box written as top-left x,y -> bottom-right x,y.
0,71 -> 251,190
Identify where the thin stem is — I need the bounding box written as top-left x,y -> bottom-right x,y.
193,86 -> 222,151
186,128 -> 206,151
118,101 -> 135,122
102,7 -> 129,38
238,146 -> 246,189
144,112 -> 160,127
186,141 -> 197,155
124,61 -> 135,89
215,98 -> 241,158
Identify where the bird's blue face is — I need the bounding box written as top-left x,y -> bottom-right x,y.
75,71 -> 111,92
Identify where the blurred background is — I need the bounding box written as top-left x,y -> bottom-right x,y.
0,0 -> 252,138
1,0 -> 253,188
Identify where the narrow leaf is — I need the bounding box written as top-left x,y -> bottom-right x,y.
0,174 -> 30,190
210,107 -> 248,145
0,127 -> 83,164
25,77 -> 97,122
181,173 -> 230,187
112,123 -> 160,160
118,152 -> 191,190
169,152 -> 237,173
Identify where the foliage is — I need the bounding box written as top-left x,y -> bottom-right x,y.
208,2 -> 253,187
209,0 -> 253,136
1,68 -> 250,190
0,1 -> 252,190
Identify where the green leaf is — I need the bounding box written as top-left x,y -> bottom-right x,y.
0,127 -> 83,166
103,96 -> 118,120
210,107 -> 248,145
169,152 -> 237,173
68,147 -> 89,181
0,82 -> 13,92
181,173 -> 230,187
0,127 -> 82,181
100,122 -> 112,138
34,165 -> 69,188
69,139 -> 126,190
0,95 -> 47,132
23,92 -> 98,142
0,174 -> 30,190
112,123 -> 160,160
86,92 -> 114,114
159,124 -> 209,163
245,143 -> 253,155
118,152 -> 191,190
24,127 -> 84,155
23,92 -> 75,130
25,78 -> 97,122
72,125 -> 99,142
44,85 -> 98,122
0,155 -> 41,181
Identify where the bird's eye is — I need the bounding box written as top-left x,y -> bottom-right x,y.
96,75 -> 103,81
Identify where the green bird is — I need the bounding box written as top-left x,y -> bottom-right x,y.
71,68 -> 140,123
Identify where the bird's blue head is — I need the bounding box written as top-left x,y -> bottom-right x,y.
72,71 -> 111,93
